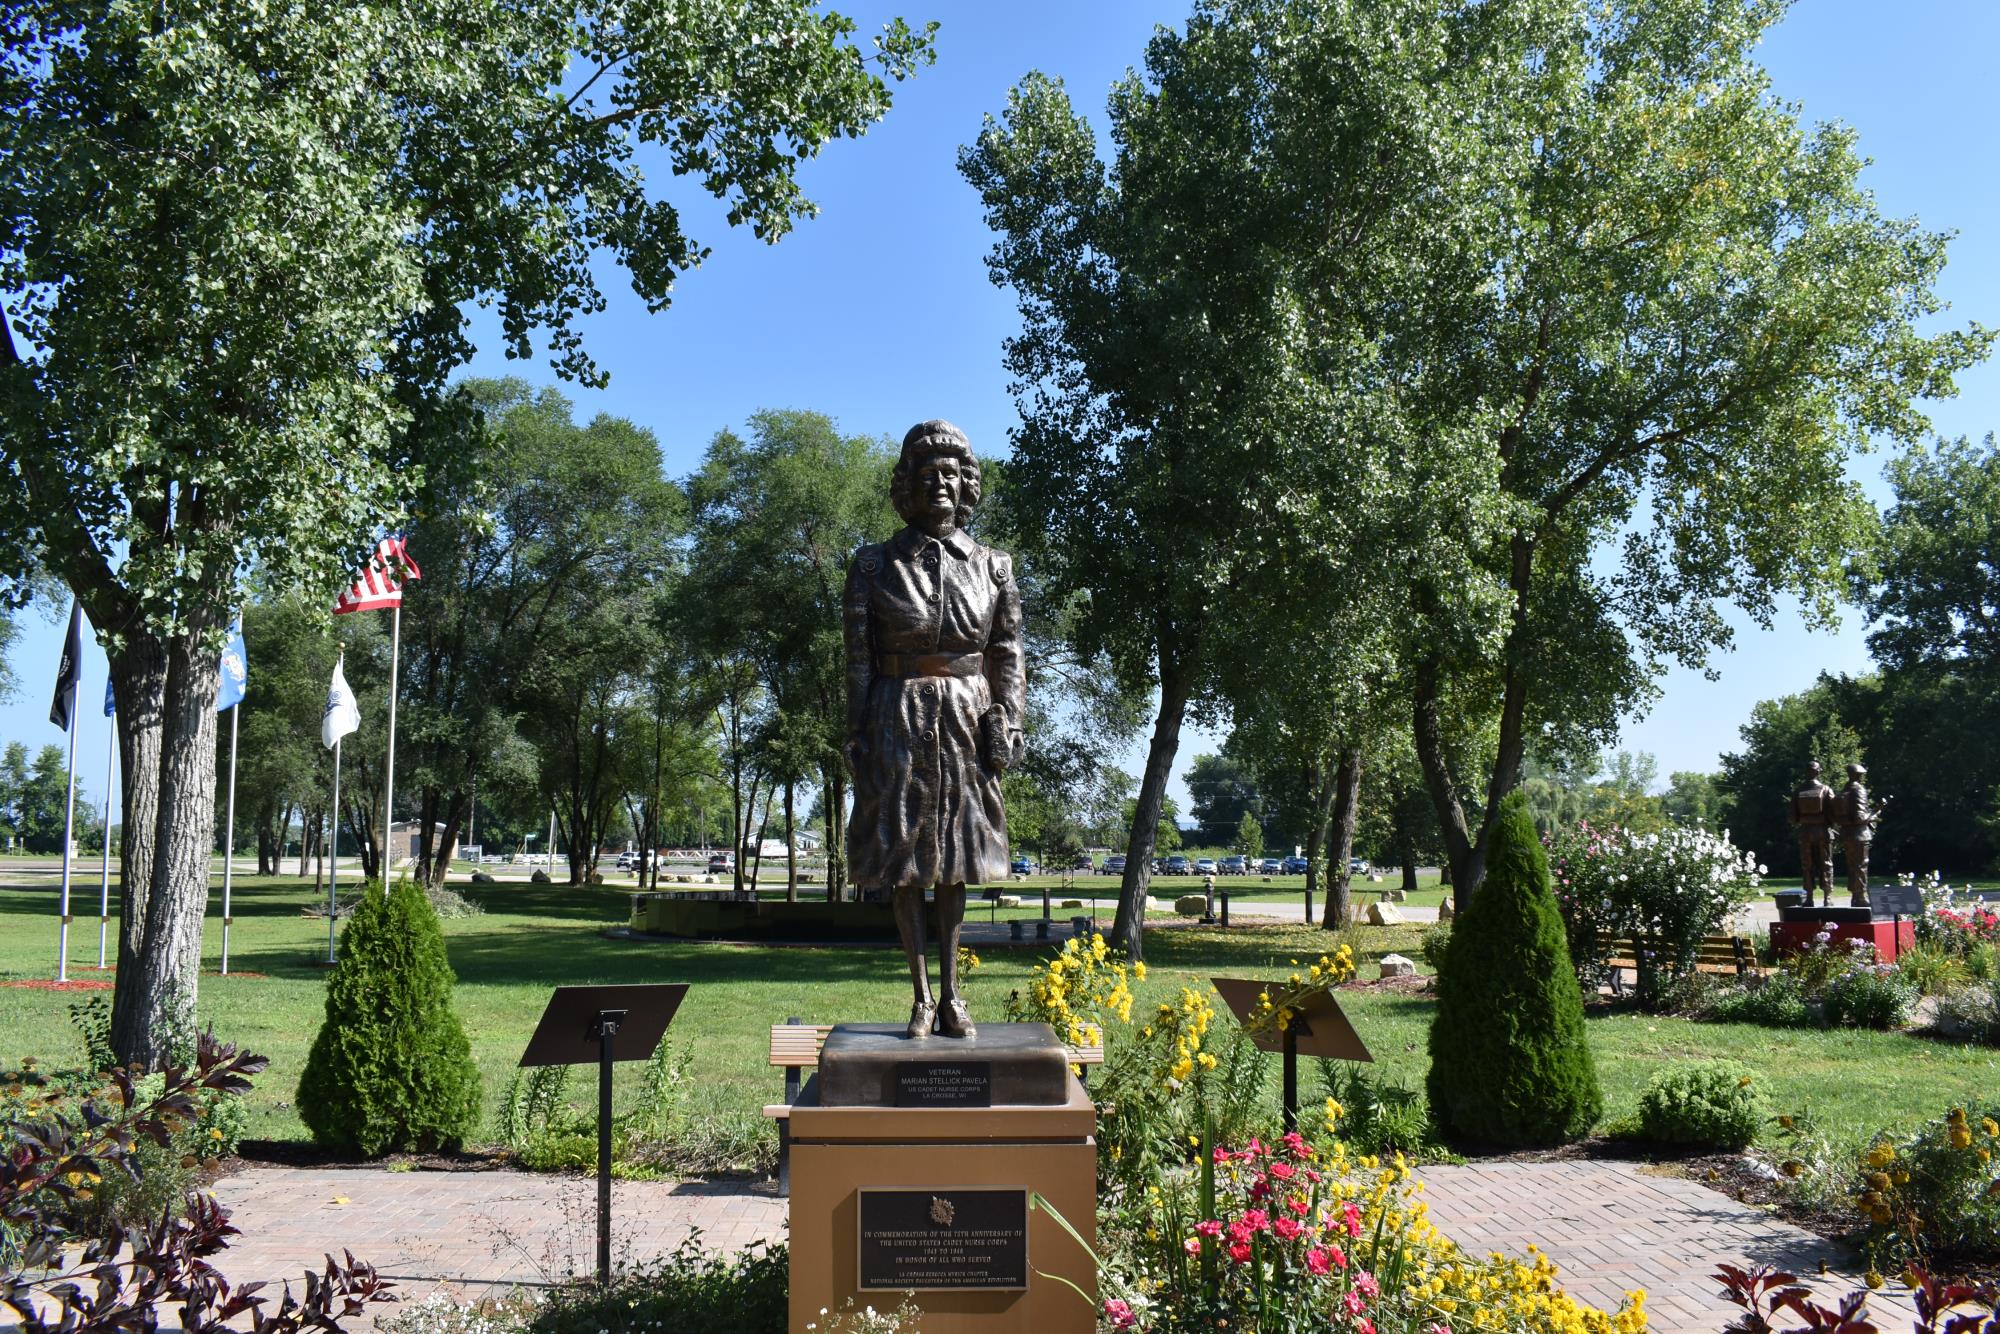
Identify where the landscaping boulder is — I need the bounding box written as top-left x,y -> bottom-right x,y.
1174,895 -> 1208,916
1437,897 -> 1455,922
1060,898 -> 1084,909
470,871 -> 496,885
530,869 -> 551,884
1379,953 -> 1417,979
1366,900 -> 1405,926
997,895 -> 1023,908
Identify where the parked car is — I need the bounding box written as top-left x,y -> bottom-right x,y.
1164,855 -> 1192,875
1011,855 -> 1033,875
1218,855 -> 1247,874
1349,857 -> 1370,874
1282,855 -> 1310,874
1105,854 -> 1127,874
1194,857 -> 1219,875
706,853 -> 732,874
1072,854 -> 1095,871
1258,857 -> 1282,874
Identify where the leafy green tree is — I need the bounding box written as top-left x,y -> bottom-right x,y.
1185,753 -> 1264,848
223,599 -> 340,875
0,1 -> 933,1066
1233,810 -> 1263,860
1662,771 -> 1723,830
0,742 -> 89,853
681,411 -> 898,898
297,878 -> 481,1155
1428,792 -> 1601,1147
962,1 -> 1501,955
1384,0 -> 1990,910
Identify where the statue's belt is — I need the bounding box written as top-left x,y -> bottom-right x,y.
876,652 -> 983,679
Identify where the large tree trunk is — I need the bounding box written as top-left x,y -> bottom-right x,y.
784,780 -> 798,903
1323,749 -> 1363,930
1112,662 -> 1194,961
1411,663 -> 1480,914
111,633 -> 222,1068
1301,755 -> 1341,925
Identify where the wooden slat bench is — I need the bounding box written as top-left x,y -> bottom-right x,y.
1603,933 -> 1761,998
764,1018 -> 1104,1193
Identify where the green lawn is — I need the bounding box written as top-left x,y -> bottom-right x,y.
1,875 -> 1991,1160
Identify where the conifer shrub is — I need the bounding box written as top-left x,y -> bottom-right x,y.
1427,792 -> 1602,1147
298,877 -> 482,1154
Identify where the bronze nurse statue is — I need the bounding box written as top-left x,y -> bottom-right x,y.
844,420 -> 1025,1039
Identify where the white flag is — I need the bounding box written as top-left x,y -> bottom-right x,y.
322,656 -> 360,750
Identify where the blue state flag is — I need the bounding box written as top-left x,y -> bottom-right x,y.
104,677 -> 116,717
216,617 -> 247,713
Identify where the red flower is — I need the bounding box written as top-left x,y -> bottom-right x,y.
1305,1248 -> 1332,1276
1228,1241 -> 1253,1264
1213,1145 -> 1232,1164
1282,1130 -> 1311,1159
1288,1195 -> 1311,1217
1270,1161 -> 1296,1181
1327,1244 -> 1348,1271
1273,1216 -> 1303,1242
1241,1208 -> 1270,1232
1195,1219 -> 1223,1238
1342,1201 -> 1363,1238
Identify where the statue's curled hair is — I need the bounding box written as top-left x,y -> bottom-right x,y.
890,420 -> 981,529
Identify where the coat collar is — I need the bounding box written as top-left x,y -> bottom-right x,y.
894,524 -> 975,559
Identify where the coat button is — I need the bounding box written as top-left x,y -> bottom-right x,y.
923,729 -> 935,741
928,593 -> 939,603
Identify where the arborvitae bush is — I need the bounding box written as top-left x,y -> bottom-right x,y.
1427,792 -> 1602,1147
298,877 -> 481,1154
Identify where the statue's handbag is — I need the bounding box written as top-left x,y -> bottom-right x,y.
979,705 -> 1015,773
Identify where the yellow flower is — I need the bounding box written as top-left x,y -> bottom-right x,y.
1983,1118 -> 1999,1138
1865,1270 -> 1884,1290
1132,962 -> 1147,980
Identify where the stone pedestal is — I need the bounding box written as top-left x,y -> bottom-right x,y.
788,1023 -> 1097,1333
1771,905 -> 1915,963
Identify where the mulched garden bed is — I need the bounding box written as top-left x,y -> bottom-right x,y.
0,977 -> 114,991
232,1139 -> 516,1172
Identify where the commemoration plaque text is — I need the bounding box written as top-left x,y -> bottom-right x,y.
893,1061 -> 992,1108
857,1187 -> 1028,1290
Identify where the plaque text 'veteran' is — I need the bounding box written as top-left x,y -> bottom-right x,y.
857,1187 -> 1029,1290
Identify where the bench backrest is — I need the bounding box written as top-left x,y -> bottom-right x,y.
1602,933 -> 1754,967
769,1022 -> 1105,1068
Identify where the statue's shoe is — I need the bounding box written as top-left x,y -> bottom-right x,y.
937,998 -> 977,1040
906,1001 -> 937,1040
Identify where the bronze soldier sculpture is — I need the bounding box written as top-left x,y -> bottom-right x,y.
845,421 -> 1024,1040
1788,762 -> 1837,906
1836,763 -> 1878,908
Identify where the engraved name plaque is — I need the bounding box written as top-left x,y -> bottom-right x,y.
894,1061 -> 992,1108
857,1187 -> 1029,1291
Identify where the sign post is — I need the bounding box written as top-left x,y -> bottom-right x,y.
520,983 -> 689,1283
1212,977 -> 1373,1134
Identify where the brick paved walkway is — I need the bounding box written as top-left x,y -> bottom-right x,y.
1416,1161 -> 1909,1334
211,1160 -> 1902,1332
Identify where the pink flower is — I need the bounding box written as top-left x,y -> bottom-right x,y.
1327,1244 -> 1348,1271
1428,1323 -> 1453,1334
1228,1241 -> 1253,1264
1273,1216 -> 1303,1241
1288,1195 -> 1311,1217
1241,1208 -> 1270,1232
1213,1144 -> 1232,1163
1356,1270 -> 1380,1298
1184,1237 -> 1202,1256
1244,1137 -> 1268,1159
1343,1290 -> 1369,1317
1342,1201 -> 1363,1238
1195,1219 -> 1223,1238
1282,1130 -> 1310,1159
1305,1248 -> 1332,1275
1359,1321 -> 1376,1334
1270,1161 -> 1296,1181
1104,1299 -> 1137,1329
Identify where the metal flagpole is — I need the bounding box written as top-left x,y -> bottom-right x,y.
383,602 -> 400,896
56,705 -> 78,983
327,740 -> 342,964
98,723 -> 114,969
221,701 -> 240,974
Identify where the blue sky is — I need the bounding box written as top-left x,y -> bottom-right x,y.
6,0 -> 1998,823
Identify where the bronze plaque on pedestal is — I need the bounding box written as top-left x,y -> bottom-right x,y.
858,1187 -> 1029,1291
895,1062 -> 992,1107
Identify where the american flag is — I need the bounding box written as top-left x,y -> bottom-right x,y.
333,536 -> 422,614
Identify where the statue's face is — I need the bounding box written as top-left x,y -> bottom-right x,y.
915,455 -> 963,534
